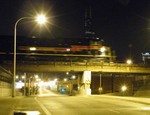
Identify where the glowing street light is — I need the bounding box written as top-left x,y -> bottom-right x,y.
35,14 -> 47,24
66,72 -> 69,75
64,78 -> 67,82
72,75 -> 76,79
22,75 -> 25,79
12,14 -> 47,97
126,59 -> 132,65
35,75 -> 39,79
121,85 -> 127,92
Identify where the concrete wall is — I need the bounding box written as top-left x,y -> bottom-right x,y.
0,81 -> 11,96
91,75 -> 135,95
134,84 -> 150,97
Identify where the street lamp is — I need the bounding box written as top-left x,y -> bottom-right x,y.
126,59 -> 132,65
12,14 -> 47,97
36,14 -> 47,24
121,85 -> 127,96
121,85 -> 127,92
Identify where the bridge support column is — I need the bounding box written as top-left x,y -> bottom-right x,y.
79,71 -> 91,95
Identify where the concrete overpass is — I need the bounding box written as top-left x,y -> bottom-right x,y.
2,61 -> 150,74
1,61 -> 150,96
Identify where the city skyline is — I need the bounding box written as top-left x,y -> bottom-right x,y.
0,0 -> 150,62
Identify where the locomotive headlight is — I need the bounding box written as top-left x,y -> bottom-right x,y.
29,47 -> 37,51
66,48 -> 71,51
100,47 -> 106,53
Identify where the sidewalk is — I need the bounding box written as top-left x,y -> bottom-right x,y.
0,90 -> 64,115
0,96 -> 46,115
99,95 -> 150,105
0,96 -> 22,115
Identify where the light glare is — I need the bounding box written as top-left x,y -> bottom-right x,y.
29,47 -> 36,51
64,78 -> 67,82
36,14 -> 47,24
121,85 -> 127,92
126,59 -> 132,64
100,47 -> 106,53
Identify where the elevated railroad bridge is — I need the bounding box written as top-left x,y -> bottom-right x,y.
1,61 -> 150,96
2,61 -> 150,74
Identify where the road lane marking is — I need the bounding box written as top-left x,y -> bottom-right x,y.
34,97 -> 52,115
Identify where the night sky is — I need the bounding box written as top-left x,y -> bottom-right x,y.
1,0 -> 150,62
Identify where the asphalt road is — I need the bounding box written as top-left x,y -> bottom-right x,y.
36,95 -> 150,115
1,90 -> 150,115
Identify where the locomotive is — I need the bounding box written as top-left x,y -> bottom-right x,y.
18,37 -> 116,63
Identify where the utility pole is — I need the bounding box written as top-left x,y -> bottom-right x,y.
24,73 -> 26,96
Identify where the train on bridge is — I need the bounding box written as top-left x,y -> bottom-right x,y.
17,37 -> 116,63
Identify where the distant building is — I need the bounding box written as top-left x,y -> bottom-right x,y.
142,53 -> 150,64
84,6 -> 95,40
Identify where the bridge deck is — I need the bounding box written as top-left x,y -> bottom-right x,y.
3,62 -> 150,74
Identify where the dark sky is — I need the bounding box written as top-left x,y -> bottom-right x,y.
1,0 -> 150,62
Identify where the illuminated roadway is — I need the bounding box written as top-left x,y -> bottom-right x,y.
36,95 -> 150,115
3,89 -> 150,115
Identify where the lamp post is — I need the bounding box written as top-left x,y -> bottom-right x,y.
12,14 -> 47,97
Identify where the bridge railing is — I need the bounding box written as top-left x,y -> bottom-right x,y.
3,61 -> 150,73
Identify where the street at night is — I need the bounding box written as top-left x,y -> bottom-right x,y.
1,90 -> 150,115
0,1 -> 150,115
